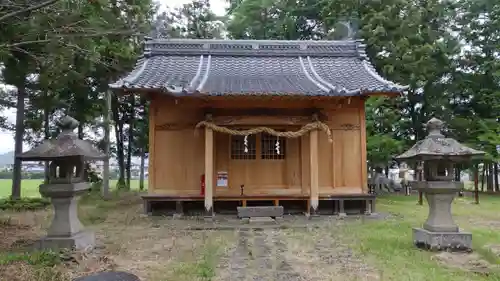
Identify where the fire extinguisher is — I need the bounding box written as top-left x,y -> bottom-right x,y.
200,174 -> 205,196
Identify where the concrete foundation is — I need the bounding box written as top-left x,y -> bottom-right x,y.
35,230 -> 95,251
413,227 -> 472,252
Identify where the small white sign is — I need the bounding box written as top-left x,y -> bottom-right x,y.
217,171 -> 228,187
496,144 -> 500,153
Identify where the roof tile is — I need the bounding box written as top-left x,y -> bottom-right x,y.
110,39 -> 408,96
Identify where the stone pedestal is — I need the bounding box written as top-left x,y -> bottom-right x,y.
413,228 -> 472,251
36,231 -> 95,251
36,182 -> 95,251
413,181 -> 471,251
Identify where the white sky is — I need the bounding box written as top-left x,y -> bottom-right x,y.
0,0 -> 228,154
166,0 -> 227,16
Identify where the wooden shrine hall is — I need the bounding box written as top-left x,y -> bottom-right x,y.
109,38 -> 408,218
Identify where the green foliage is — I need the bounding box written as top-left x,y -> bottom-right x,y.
227,0 -> 325,40
166,0 -> 225,39
450,0 -> 500,161
0,250 -> 61,267
0,197 -> 50,211
365,96 -> 405,166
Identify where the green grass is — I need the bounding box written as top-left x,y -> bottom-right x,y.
0,179 -> 147,198
337,195 -> 500,281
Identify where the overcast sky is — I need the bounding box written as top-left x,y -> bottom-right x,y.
0,0 -> 228,154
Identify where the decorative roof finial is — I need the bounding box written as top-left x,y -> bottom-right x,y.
56,115 -> 79,133
331,17 -> 359,40
151,11 -> 169,39
425,117 -> 444,138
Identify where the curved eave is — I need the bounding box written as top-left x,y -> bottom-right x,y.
108,54 -> 408,97
360,59 -> 409,93
109,85 -> 404,97
395,152 -> 485,162
108,57 -> 150,89
17,155 -> 106,162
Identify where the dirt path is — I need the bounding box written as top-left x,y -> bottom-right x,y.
216,227 -> 379,281
216,229 -> 304,281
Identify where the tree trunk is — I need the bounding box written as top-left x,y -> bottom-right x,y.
11,81 -> 26,199
494,163 -> 499,192
43,97 -> 50,185
111,94 -> 126,188
139,147 -> 145,191
481,163 -> 486,191
101,90 -> 112,200
487,162 -> 494,192
125,95 -> 135,189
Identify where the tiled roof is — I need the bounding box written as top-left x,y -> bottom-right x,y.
109,39 -> 408,96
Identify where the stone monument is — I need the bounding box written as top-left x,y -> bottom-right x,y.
17,115 -> 106,250
396,117 -> 484,251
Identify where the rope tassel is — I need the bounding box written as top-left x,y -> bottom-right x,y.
194,120 -> 333,142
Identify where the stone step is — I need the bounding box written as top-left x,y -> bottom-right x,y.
249,217 -> 278,225
237,206 -> 284,218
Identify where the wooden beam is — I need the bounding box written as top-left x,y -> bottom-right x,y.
204,127 -> 214,218
309,130 -> 319,215
212,115 -> 315,126
148,97 -> 156,192
155,122 -> 195,131
330,123 -> 361,130
205,107 -> 321,116
359,101 -> 368,193
155,114 -> 327,131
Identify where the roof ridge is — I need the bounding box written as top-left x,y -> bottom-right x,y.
145,38 -> 361,45
143,38 -> 364,58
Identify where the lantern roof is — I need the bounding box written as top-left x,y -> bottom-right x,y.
17,116 -> 106,161
395,118 -> 485,161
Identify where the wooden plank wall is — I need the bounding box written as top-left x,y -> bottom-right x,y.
148,95 -> 367,196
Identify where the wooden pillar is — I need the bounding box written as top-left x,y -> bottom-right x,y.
309,129 -> 319,216
204,127 -> 214,218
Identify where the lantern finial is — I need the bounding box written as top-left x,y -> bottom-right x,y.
425,117 -> 444,138
56,115 -> 79,133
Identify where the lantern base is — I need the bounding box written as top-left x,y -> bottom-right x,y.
34,230 -> 95,251
413,227 -> 471,252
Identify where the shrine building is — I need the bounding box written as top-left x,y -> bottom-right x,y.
109,38 -> 407,217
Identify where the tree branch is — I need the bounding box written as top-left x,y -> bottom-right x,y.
0,99 -> 15,108
2,30 -> 140,49
0,0 -> 61,23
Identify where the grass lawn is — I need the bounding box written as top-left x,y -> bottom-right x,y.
338,195 -> 500,281
0,192 -> 499,281
0,179 -> 147,198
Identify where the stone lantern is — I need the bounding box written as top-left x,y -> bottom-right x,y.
396,118 -> 484,251
17,115 -> 106,250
